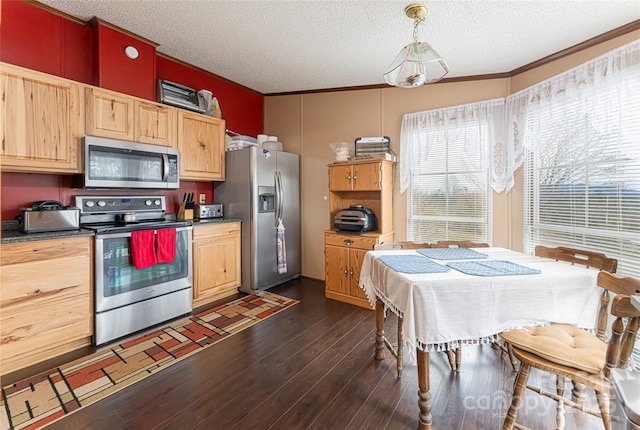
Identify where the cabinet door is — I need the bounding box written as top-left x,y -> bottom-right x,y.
0,64 -> 80,173
194,239 -> 238,298
193,223 -> 241,307
325,244 -> 350,294
86,87 -> 134,140
328,164 -> 354,191
1,237 -> 92,375
349,248 -> 369,300
177,111 -> 225,181
353,162 -> 381,190
135,100 -> 175,147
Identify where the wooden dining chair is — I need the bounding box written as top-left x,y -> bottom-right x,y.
373,240 -> 429,376
535,245 -> 618,273
374,241 -> 429,250
430,240 -> 489,248
500,271 -> 640,430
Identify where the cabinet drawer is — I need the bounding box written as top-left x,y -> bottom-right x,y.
324,232 -> 378,250
1,254 -> 90,308
1,237 -> 91,266
193,222 -> 240,241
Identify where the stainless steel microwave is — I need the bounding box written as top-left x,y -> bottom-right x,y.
83,136 -> 179,189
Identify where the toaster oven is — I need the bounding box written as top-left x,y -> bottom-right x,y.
158,79 -> 207,114
334,205 -> 377,233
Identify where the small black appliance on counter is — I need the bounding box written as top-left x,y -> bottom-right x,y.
15,200 -> 80,234
334,205 -> 377,234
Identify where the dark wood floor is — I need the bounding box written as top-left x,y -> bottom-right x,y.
17,278 -> 604,429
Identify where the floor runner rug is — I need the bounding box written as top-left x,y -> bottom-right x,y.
0,292 -> 298,430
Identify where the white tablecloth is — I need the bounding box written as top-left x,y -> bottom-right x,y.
359,247 -> 601,353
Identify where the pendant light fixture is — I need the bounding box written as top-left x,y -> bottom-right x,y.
383,3 -> 449,88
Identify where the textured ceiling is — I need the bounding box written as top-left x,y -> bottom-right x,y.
38,0 -> 640,94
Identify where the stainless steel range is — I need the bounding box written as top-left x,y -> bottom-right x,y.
76,195 -> 193,345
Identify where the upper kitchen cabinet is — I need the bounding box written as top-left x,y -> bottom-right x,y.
0,62 -> 81,173
177,110 -> 225,181
328,162 -> 384,191
85,87 -> 176,147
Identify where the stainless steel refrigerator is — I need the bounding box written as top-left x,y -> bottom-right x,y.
214,147 -> 300,294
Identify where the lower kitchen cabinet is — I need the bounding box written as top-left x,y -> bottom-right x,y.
324,231 -> 393,309
193,222 -> 241,307
0,237 -> 93,376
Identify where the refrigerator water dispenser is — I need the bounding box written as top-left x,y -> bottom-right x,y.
258,186 -> 275,213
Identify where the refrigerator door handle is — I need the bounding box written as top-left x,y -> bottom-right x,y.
275,170 -> 283,226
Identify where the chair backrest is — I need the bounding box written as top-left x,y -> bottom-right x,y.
596,271 -> 640,377
535,245 -> 618,273
374,241 -> 429,250
430,240 -> 489,248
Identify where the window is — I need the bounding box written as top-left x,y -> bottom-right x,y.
510,40 -> 640,278
401,99 -> 504,244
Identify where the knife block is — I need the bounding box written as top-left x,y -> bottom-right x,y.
177,203 -> 193,221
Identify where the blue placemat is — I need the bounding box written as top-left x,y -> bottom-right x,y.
417,248 -> 488,260
446,260 -> 541,276
378,255 -> 450,274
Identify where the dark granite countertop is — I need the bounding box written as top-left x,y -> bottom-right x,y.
1,221 -> 95,244
1,218 -> 242,244
191,217 -> 242,226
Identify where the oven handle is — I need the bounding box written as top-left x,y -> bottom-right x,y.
96,225 -> 193,239
162,154 -> 169,182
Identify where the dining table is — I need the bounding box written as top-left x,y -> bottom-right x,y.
359,247 -> 602,430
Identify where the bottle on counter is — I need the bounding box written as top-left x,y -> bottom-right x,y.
211,97 -> 222,119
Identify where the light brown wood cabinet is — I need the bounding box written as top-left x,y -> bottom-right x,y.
0,237 -> 93,376
0,62 -> 82,173
325,232 -> 392,308
85,87 -> 176,147
325,160 -> 395,309
328,162 -> 383,191
177,110 -> 226,181
192,222 -> 241,307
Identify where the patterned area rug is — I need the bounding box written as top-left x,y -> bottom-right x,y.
0,292 -> 298,430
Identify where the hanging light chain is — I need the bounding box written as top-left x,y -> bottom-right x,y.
412,16 -> 425,43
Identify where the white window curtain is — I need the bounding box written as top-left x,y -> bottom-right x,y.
400,98 -> 507,194
510,39 -> 640,278
401,99 -> 503,243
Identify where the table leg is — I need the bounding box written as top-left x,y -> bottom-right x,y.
417,348 -> 432,430
375,297 -> 385,360
397,314 -> 403,377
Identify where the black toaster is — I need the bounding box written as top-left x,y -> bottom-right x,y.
334,205 -> 377,233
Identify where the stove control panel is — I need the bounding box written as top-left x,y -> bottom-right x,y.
75,196 -> 166,214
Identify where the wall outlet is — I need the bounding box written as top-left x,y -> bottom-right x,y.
199,193 -> 206,204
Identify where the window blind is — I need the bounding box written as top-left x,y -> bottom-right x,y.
403,100 -> 502,244
521,41 -> 640,278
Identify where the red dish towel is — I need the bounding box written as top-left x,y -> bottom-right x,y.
131,230 -> 157,270
156,228 -> 177,263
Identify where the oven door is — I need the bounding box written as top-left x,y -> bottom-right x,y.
94,225 -> 192,313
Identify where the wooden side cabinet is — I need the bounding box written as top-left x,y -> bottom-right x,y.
325,160 -> 395,309
328,162 -> 383,191
193,222 -> 241,307
0,62 -> 81,173
177,110 -> 226,181
325,231 -> 393,309
1,237 -> 93,376
86,87 -> 176,147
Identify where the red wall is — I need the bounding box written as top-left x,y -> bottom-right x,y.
0,0 -> 264,220
94,23 -> 156,100
156,57 -> 263,137
0,0 -> 93,83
